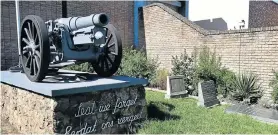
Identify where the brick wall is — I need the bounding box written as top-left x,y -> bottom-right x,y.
1,1 -> 134,70
143,3 -> 278,99
1,1 -> 62,70
67,1 -> 134,47
138,1 -> 180,50
249,1 -> 278,28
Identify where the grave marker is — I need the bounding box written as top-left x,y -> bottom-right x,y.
198,80 -> 220,107
165,76 -> 187,98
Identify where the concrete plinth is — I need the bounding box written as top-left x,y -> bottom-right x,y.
1,70 -> 148,134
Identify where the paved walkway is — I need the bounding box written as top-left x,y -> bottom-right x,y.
226,103 -> 278,124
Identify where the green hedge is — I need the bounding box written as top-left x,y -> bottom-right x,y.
117,46 -> 159,84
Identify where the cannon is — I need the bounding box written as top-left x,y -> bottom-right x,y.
19,14 -> 122,82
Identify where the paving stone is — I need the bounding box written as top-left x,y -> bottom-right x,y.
226,103 -> 278,124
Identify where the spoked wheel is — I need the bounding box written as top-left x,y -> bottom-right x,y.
92,24 -> 122,77
20,15 -> 50,82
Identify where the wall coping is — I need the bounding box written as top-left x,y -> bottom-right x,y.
144,3 -> 278,35
144,3 -> 209,35
209,26 -> 278,35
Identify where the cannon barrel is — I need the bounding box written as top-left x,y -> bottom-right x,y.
55,13 -> 109,31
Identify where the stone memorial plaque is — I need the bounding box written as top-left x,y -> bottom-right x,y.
165,76 -> 187,99
198,80 -> 220,107
55,87 -> 146,134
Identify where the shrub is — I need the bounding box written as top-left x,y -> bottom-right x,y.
272,88 -> 278,104
195,46 -> 236,96
151,68 -> 169,90
216,68 -> 236,98
117,46 -> 159,83
196,46 -> 222,82
63,62 -> 94,72
171,49 -> 197,95
270,70 -> 278,103
231,73 -> 262,104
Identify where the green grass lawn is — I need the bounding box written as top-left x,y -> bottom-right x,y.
138,91 -> 278,134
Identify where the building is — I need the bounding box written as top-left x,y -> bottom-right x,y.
249,0 -> 278,28
188,0 -> 278,30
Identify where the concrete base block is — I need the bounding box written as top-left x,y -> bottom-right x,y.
1,70 -> 148,134
1,84 -> 147,134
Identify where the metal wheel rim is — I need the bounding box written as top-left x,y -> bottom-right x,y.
94,24 -> 122,76
21,20 -> 41,77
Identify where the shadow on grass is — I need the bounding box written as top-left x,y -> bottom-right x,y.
128,102 -> 180,134
147,101 -> 180,121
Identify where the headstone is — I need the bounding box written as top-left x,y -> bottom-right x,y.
1,70 -> 148,134
165,76 -> 187,99
198,80 -> 220,107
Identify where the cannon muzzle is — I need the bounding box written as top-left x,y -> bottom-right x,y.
56,13 -> 109,31
93,13 -> 109,26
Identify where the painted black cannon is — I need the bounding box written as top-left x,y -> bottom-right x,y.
19,14 -> 122,82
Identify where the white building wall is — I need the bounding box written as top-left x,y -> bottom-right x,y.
188,0 -> 249,30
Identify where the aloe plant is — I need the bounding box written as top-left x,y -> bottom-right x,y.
231,73 -> 262,103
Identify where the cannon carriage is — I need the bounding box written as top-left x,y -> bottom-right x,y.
19,14 -> 122,82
